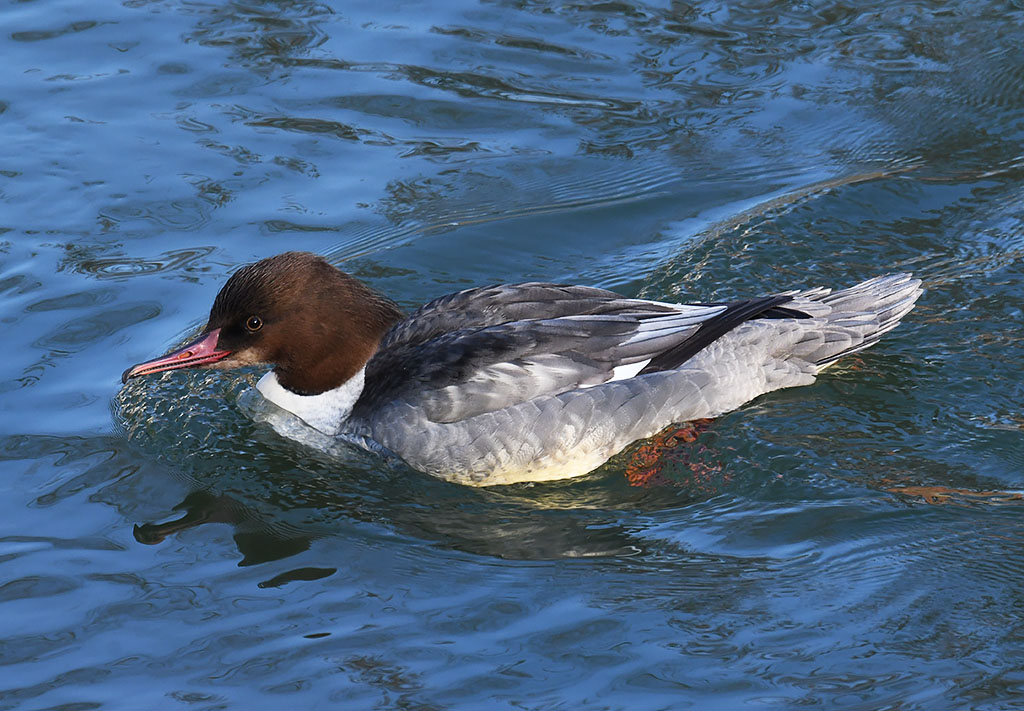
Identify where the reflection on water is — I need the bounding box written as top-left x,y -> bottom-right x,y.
134,490 -> 321,568
117,374 -> 675,560
3,0 -> 1024,707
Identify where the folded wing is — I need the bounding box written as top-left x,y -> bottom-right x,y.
355,282 -> 809,424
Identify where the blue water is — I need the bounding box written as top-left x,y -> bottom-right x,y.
3,0 -> 1024,708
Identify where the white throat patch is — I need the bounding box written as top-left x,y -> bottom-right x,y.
256,368 -> 365,435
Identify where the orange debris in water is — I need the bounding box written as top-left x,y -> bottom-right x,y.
625,419 -> 726,488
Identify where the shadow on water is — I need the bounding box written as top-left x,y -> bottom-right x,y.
111,370 -> 698,563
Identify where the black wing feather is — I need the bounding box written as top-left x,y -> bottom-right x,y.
638,295 -> 806,374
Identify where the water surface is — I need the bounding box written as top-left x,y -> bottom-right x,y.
3,0 -> 1024,708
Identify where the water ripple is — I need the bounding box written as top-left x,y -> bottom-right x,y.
73,247 -> 216,280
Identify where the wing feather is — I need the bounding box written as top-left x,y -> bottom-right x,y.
356,283 -> 729,423
354,282 -> 820,427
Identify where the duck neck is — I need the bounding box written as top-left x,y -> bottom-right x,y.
256,368 -> 365,435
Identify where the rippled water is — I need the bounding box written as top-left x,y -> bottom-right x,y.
3,0 -> 1024,708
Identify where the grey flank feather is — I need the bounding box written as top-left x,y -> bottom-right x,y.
349,274 -> 922,485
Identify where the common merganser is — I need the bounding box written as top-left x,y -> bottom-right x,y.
123,252 -> 923,486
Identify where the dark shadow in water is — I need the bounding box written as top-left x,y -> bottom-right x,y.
116,417 -> 742,567
134,490 -> 318,567
129,472 -> 660,564
111,364 -> 743,565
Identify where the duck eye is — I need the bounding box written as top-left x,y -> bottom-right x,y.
245,315 -> 263,332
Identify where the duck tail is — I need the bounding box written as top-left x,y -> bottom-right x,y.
787,273 -> 923,368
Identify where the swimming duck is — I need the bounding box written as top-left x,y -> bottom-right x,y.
123,252 -> 922,486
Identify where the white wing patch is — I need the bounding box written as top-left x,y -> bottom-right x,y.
579,358 -> 652,388
609,359 -> 652,382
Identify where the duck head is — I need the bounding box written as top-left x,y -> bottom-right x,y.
122,252 -> 403,395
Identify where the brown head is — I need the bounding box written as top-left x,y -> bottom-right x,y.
122,252 -> 404,395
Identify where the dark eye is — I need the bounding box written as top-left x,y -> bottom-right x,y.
245,315 -> 263,332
